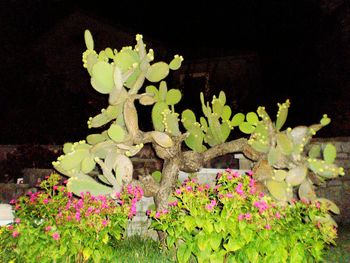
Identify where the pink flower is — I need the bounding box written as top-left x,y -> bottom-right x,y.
249,178 -> 256,187
315,201 -> 321,209
146,210 -> 151,216
258,192 -> 265,198
235,183 -> 244,196
155,212 -> 161,218
204,184 -> 210,189
52,232 -> 60,240
168,201 -> 178,207
8,225 -> 14,230
265,224 -> 271,230
247,170 -> 253,177
238,214 -> 244,221
75,212 -> 81,222
102,220 -> 108,226
15,218 -> 21,224
244,213 -> 252,220
162,209 -> 169,214
63,180 -> 68,185
53,186 -> 58,190
43,198 -> 49,204
10,199 -> 16,204
249,186 -> 257,195
197,186 -> 204,192
254,200 -> 269,213
175,189 -> 182,195
226,193 -> 233,198
186,186 -> 192,191
45,226 -> 52,231
12,231 -> 19,238
227,175 -> 233,180
233,172 -> 240,178
275,212 -> 281,219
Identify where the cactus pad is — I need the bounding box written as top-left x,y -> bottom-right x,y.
145,62 -> 170,82
84,30 -> 94,50
91,61 -> 114,94
165,89 -> 182,105
298,179 -> 316,201
169,55 -> 184,70
107,124 -> 126,143
67,177 -> 114,197
151,131 -> 174,148
323,143 -> 336,164
285,166 -> 307,186
266,180 -> 291,201
231,113 -> 245,127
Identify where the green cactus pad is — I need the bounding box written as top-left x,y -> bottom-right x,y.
169,55 -> 183,70
159,81 -> 168,101
105,47 -> 114,59
91,61 -> 114,94
315,198 -> 340,214
185,126 -> 205,152
308,158 -> 344,178
181,109 -> 197,130
267,147 -> 279,166
239,122 -> 255,134
63,143 -> 74,154
221,105 -> 232,121
320,114 -> 331,126
59,149 -> 90,171
88,113 -> 109,128
151,131 -> 174,148
308,145 -> 321,159
98,50 -> 108,62
146,85 -> 159,101
105,104 -> 123,119
273,170 -> 288,181
83,51 -> 98,76
86,134 -> 107,145
298,179 -> 316,201
114,49 -> 139,72
220,122 -> 231,142
231,113 -> 245,127
145,62 -> 170,82
285,166 -> 307,186
67,177 -> 114,197
152,102 -> 168,131
246,112 -> 259,125
218,91 -> 226,105
81,155 -> 96,174
107,124 -> 126,143
275,100 -> 290,131
163,110 -> 180,136
266,180 -> 291,201
151,171 -> 162,183
166,89 -> 182,105
323,143 -> 336,164
200,117 -> 208,132
212,98 -> 224,116
84,30 -> 94,50
276,133 -> 293,155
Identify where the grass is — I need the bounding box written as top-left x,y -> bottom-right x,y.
112,236 -> 175,263
115,225 -> 350,263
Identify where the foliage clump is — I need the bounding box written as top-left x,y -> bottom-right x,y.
149,170 -> 337,262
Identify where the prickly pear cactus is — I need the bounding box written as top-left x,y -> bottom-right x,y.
242,100 -> 344,223
53,30 -> 184,197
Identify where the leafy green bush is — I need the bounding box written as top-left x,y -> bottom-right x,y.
149,170 -> 337,262
0,173 -> 143,262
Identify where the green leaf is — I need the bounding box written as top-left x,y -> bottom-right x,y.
209,233 -> 222,251
151,171 -> 162,183
308,145 -> 321,158
177,243 -> 192,263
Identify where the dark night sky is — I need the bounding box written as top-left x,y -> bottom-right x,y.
0,0 -> 349,144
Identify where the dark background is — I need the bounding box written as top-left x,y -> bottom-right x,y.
1,0 -> 349,144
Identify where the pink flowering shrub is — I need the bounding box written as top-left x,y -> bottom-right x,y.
149,170 -> 337,263
0,173 -> 143,262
